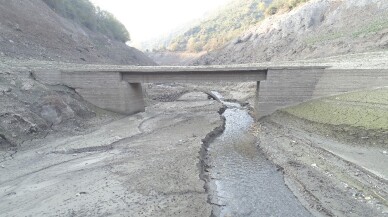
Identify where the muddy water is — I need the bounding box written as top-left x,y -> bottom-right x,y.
208,92 -> 311,217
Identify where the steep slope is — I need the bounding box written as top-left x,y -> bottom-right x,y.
0,0 -> 155,148
195,0 -> 388,65
162,0 -> 273,53
0,0 -> 155,65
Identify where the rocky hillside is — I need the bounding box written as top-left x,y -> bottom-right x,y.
194,0 -> 388,65
0,0 -> 155,65
164,0 -> 271,52
0,0 -> 155,149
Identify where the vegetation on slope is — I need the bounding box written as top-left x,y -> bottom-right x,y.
162,0 -> 309,53
42,0 -> 130,42
265,0 -> 309,16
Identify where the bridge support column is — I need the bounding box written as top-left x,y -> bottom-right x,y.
60,71 -> 145,115
254,81 -> 260,121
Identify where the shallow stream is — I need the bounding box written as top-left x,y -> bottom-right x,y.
207,92 -> 312,216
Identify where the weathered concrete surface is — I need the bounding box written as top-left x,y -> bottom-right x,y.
258,68 -> 388,117
62,71 -> 145,115
0,93 -> 223,217
119,66 -> 266,83
67,66 -> 268,82
34,70 -> 145,115
36,66 -> 267,115
35,62 -> 388,120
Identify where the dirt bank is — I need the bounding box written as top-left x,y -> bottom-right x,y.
255,108 -> 388,216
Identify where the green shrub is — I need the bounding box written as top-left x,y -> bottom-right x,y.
42,0 -> 130,42
265,0 -> 309,16
265,5 -> 278,16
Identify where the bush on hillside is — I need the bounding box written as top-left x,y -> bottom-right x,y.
265,0 -> 309,16
42,0 -> 130,42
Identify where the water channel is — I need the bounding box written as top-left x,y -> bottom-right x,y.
207,92 -> 312,217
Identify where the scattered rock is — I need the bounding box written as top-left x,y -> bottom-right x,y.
0,87 -> 12,94
353,192 -> 362,197
5,192 -> 16,196
21,81 -> 34,91
75,192 -> 87,197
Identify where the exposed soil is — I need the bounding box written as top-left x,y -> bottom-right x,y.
192,0 -> 388,65
0,0 -> 155,65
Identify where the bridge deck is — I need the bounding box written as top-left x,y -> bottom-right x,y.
62,66 -> 269,82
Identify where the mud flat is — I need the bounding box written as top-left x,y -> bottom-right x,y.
0,92 -> 222,217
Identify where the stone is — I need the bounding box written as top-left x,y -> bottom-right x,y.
21,81 -> 34,91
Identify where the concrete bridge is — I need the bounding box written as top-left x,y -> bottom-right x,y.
35,65 -> 388,119
57,66 -> 269,118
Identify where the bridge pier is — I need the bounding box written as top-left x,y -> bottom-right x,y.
60,71 -> 146,115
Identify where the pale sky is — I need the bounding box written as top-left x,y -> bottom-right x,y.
90,0 -> 231,48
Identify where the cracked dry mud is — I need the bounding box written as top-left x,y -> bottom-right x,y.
0,92 -> 222,216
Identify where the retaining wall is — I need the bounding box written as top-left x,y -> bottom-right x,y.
258,68 -> 388,118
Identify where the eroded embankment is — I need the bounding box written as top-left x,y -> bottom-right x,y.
198,106 -> 226,208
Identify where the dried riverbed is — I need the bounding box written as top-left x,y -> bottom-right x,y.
203,93 -> 311,216
0,92 -> 221,216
